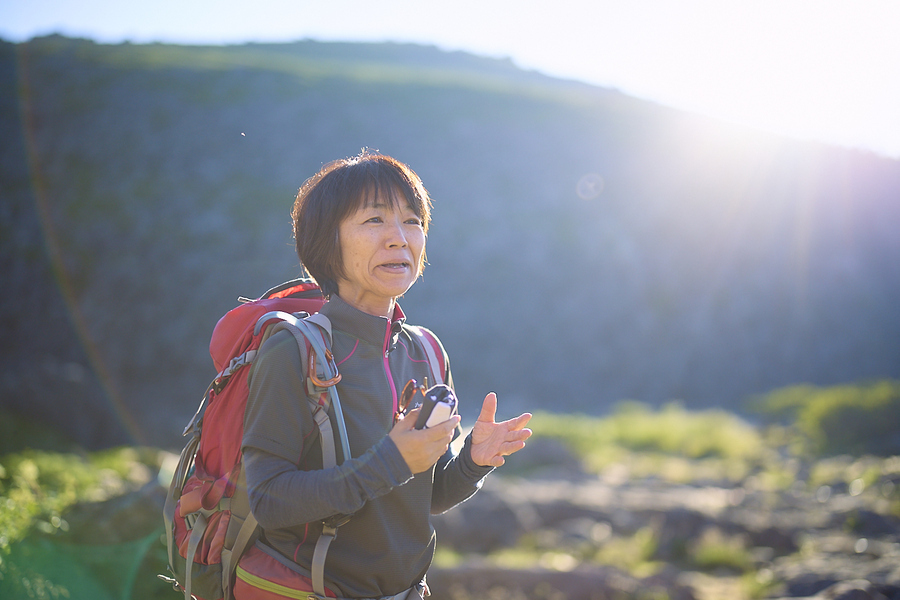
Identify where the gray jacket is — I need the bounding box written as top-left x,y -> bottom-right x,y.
242,294 -> 492,598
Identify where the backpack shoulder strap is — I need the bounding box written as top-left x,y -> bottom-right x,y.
266,314 -> 351,465
408,325 -> 447,386
305,312 -> 333,341
257,312 -> 350,599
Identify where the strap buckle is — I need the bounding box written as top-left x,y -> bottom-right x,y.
323,513 -> 352,529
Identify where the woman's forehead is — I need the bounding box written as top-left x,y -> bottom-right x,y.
356,185 -> 415,211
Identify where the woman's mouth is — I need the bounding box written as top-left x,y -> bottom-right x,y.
380,262 -> 410,271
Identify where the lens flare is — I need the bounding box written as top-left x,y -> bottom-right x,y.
576,173 -> 605,200
15,44 -> 145,446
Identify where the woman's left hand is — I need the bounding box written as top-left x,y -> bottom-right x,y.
469,392 -> 533,468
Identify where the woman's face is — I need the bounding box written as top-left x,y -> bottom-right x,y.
336,191 -> 425,317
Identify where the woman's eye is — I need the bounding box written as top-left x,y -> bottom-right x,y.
406,218 -> 422,226
365,216 -> 383,223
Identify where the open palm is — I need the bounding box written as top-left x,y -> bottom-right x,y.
470,392 -> 533,467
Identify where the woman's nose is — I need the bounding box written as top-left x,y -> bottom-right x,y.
385,218 -> 408,247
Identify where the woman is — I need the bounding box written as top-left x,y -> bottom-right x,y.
239,151 -> 532,599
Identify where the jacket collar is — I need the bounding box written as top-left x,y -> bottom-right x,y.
320,294 -> 406,350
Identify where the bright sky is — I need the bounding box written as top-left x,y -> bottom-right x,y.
3,0 -> 899,158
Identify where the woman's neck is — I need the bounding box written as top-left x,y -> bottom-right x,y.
334,292 -> 396,320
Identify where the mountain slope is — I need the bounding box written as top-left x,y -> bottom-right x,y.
2,35 -> 898,448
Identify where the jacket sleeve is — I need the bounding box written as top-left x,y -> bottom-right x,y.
417,329 -> 495,513
242,330 -> 413,530
243,438 -> 413,530
430,433 -> 494,514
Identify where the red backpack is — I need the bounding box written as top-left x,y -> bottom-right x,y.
160,279 -> 445,600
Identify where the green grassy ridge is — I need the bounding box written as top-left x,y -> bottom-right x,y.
17,35 -> 606,104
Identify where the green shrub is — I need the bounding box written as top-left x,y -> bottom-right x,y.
0,447 -> 167,599
741,568 -> 780,599
609,402 -> 762,460
534,402 -> 762,459
688,528 -> 753,573
752,380 -> 900,456
0,446 -> 163,548
530,403 -> 764,481
593,527 -> 661,576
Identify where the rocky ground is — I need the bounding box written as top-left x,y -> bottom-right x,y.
7,439 -> 899,600
428,439 -> 900,600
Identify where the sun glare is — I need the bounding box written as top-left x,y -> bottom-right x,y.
2,0 -> 898,156
495,0 -> 900,158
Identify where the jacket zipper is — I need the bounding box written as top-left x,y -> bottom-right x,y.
383,322 -> 399,415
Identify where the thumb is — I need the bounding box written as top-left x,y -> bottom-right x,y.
477,392 -> 498,423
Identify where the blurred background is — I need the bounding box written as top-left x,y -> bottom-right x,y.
1,2 -> 899,599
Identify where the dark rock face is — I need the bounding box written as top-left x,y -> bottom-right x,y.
3,37 -> 900,449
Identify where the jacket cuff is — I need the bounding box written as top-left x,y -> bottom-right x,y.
377,435 -> 415,485
459,433 -> 495,480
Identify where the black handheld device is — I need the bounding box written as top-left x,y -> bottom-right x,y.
414,384 -> 458,429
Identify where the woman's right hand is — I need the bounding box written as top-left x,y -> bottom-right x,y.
389,409 -> 461,474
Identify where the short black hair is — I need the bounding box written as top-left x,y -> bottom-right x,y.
291,150 -> 432,298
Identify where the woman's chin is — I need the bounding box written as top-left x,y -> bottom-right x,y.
376,272 -> 417,295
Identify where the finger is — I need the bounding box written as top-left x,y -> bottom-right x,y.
394,407 -> 420,431
487,438 -> 528,459
504,412 -> 533,431
436,414 -> 461,435
421,414 -> 460,438
505,428 -> 532,442
503,439 -> 528,454
477,392 -> 498,423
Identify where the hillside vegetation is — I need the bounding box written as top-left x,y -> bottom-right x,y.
1,35 -> 899,448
